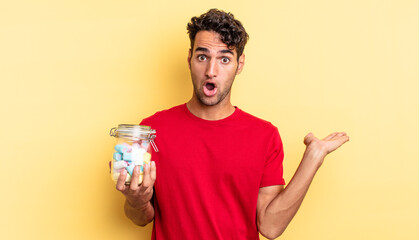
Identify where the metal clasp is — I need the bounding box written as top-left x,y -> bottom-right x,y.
109,127 -> 117,137
149,135 -> 159,152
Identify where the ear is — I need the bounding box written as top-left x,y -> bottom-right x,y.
187,48 -> 192,69
236,53 -> 245,75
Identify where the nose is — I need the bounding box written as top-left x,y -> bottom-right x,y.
205,59 -> 218,78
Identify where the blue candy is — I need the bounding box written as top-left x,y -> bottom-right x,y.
114,144 -> 131,153
113,152 -> 122,161
141,142 -> 149,150
126,164 -> 135,176
122,152 -> 132,161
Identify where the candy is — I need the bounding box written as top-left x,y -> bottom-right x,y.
125,173 -> 132,182
122,152 -> 132,161
126,163 -> 135,176
125,152 -> 150,176
114,143 -> 131,153
112,172 -> 120,182
112,172 -> 129,182
113,167 -> 124,173
141,141 -> 149,150
122,152 -> 145,162
112,167 -> 144,184
131,145 -> 146,166
112,142 -> 152,185
125,173 -> 143,184
113,152 -> 122,161
113,160 -> 128,170
144,152 -> 151,164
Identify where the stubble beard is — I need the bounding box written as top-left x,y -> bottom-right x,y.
193,80 -> 234,106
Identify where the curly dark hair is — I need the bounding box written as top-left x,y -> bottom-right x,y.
187,9 -> 249,58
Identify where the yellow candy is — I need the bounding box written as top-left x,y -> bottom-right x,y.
112,171 -> 141,185
112,172 -> 130,182
143,152 -> 151,165
124,174 -> 142,185
112,172 -> 120,182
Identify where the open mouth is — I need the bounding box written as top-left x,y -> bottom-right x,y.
206,82 -> 215,90
203,82 -> 217,97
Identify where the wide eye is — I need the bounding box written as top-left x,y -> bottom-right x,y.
221,57 -> 230,64
198,55 -> 206,61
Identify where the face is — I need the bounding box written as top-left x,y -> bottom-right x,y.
188,31 -> 245,106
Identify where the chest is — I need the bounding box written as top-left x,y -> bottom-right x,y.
152,125 -> 267,188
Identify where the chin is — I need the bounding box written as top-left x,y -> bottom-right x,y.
199,99 -> 219,106
198,96 -> 221,106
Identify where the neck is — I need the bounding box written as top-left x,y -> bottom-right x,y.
186,96 -> 235,121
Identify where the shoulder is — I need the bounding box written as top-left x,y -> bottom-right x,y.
236,108 -> 284,149
237,108 -> 278,132
140,104 -> 185,126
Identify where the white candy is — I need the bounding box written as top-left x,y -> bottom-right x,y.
113,161 -> 128,170
131,143 -> 146,166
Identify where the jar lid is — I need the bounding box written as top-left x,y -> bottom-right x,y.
112,124 -> 155,135
109,124 -> 158,152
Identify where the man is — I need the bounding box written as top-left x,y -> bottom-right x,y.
116,9 -> 349,240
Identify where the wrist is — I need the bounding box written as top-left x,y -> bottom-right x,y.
303,145 -> 326,169
126,199 -> 150,211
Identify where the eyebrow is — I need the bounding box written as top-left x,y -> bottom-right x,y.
195,47 -> 235,56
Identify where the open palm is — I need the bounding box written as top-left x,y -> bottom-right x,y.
304,132 -> 350,157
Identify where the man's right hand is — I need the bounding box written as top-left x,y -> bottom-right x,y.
116,161 -> 156,209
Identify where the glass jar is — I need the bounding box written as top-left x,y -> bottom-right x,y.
109,124 -> 158,185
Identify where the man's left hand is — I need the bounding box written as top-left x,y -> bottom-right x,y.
303,132 -> 350,167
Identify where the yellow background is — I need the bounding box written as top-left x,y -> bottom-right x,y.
1,0 -> 418,239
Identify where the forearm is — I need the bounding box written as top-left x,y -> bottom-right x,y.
259,147 -> 324,239
124,200 -> 155,226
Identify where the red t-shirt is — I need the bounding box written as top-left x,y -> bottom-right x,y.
140,104 -> 285,240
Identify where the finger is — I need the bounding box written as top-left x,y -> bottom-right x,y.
141,163 -> 152,189
116,169 -> 127,191
343,135 -> 350,142
336,132 -> 347,137
323,132 -> 339,141
334,132 -> 349,143
304,132 -> 315,145
129,166 -> 141,191
332,134 -> 350,149
150,161 -> 156,184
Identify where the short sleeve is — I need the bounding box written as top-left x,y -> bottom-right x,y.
140,114 -> 156,127
260,127 -> 285,187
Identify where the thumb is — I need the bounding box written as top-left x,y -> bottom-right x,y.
304,132 -> 315,146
